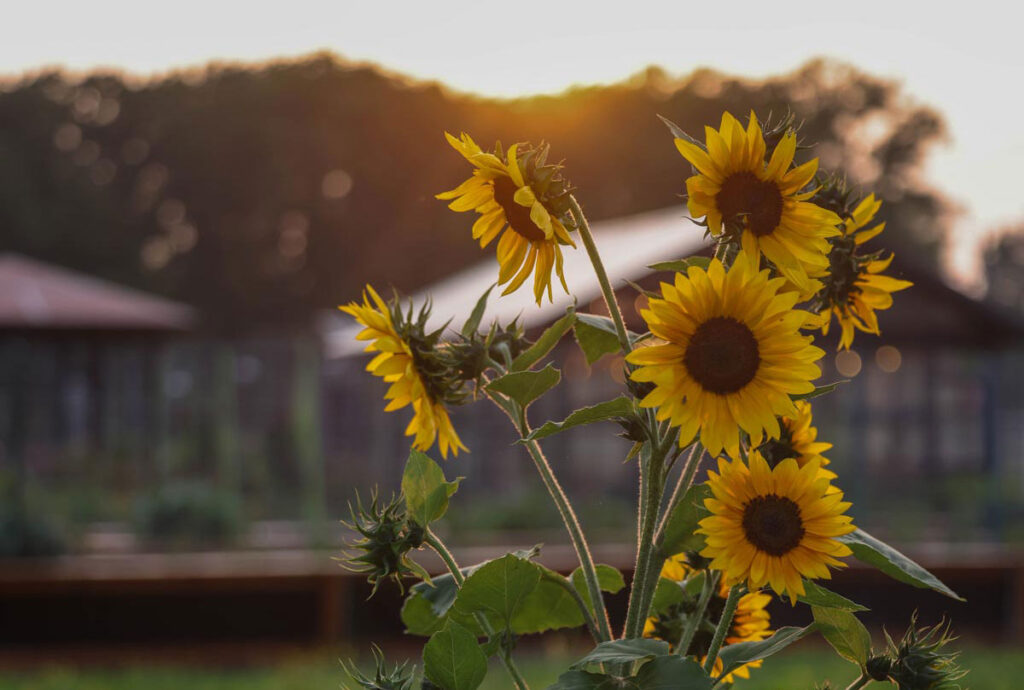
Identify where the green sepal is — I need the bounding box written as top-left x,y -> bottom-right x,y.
461,283 -> 496,338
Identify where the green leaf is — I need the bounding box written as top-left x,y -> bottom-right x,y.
717,625 -> 817,678
570,564 -> 626,612
571,638 -> 670,670
633,655 -> 712,689
649,577 -> 686,617
798,581 -> 868,612
838,528 -> 963,600
657,114 -> 690,141
791,380 -> 847,401
402,450 -> 462,527
659,484 -> 712,556
812,607 -> 872,667
510,307 -> 575,371
573,314 -> 624,365
401,568 -> 490,637
454,554 -> 542,627
547,670 -> 636,690
422,620 -> 488,690
647,256 -> 711,273
523,397 -> 635,442
462,283 -> 496,337
486,365 -> 561,409
401,588 -> 447,636
510,575 -> 585,634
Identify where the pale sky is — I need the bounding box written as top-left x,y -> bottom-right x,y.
6,0 -> 1023,288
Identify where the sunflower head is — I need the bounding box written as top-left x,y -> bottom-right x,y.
756,400 -> 838,487
626,250 -> 824,458
812,191 -> 913,350
437,133 -> 577,303
340,285 -> 468,457
698,451 -> 855,604
673,110 -> 841,293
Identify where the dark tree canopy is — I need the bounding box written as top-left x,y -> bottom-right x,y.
0,54 -> 950,332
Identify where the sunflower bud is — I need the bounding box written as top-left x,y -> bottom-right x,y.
876,614 -> 967,689
340,491 -> 427,595
343,645 -> 416,690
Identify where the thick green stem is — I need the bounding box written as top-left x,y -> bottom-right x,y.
485,390 -> 614,642
703,584 -> 741,675
569,196 -> 631,355
519,432 -> 614,641
675,570 -> 720,655
424,530 -> 530,690
843,673 -> 872,690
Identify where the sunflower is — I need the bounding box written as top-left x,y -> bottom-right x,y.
757,400 -> 838,486
437,133 -> 576,304
675,111 -> 841,295
626,251 -> 824,458
697,451 -> 855,604
644,556 -> 772,683
817,194 -> 913,350
340,285 -> 467,458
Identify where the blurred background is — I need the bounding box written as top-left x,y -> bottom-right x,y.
1,2 -> 1023,687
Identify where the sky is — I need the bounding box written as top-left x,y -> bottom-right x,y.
6,0 -> 1022,288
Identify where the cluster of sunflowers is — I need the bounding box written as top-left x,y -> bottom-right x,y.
340,112 -> 964,690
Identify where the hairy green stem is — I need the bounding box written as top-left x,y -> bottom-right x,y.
843,673 -> 871,690
543,571 -> 601,641
674,570 -> 720,655
703,584 -> 741,676
568,195 -> 631,355
424,530 -> 530,690
485,390 -> 614,642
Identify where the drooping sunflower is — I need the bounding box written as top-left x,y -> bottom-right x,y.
626,251 -> 824,458
816,194 -> 913,350
675,111 -> 841,295
644,556 -> 772,683
757,400 -> 837,485
340,285 -> 467,458
436,133 -> 576,304
697,451 -> 855,604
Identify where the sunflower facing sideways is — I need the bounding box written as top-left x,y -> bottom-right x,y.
340,285 -> 467,458
626,251 -> 824,458
698,451 -> 855,604
437,133 -> 577,304
644,555 -> 772,684
674,111 -> 841,295
815,193 -> 914,350
757,400 -> 838,486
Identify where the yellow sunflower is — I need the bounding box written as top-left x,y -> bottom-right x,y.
339,285 -> 467,458
818,194 -> 913,350
675,111 -> 841,294
626,251 -> 824,458
644,556 -> 772,683
436,132 -> 576,304
697,451 -> 855,604
758,400 -> 838,486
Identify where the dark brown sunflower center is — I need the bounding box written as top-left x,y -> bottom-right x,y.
742,495 -> 805,556
683,317 -> 760,394
716,171 -> 784,237
492,175 -> 546,242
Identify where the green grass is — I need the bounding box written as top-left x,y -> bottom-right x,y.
0,643 -> 1015,689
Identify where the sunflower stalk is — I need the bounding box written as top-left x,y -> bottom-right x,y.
484,388 -> 614,642
675,569 -> 720,654
568,195 -> 632,355
704,584 -> 742,675
842,674 -> 871,690
423,529 -> 531,690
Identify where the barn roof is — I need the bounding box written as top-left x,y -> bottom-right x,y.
0,254 -> 196,333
